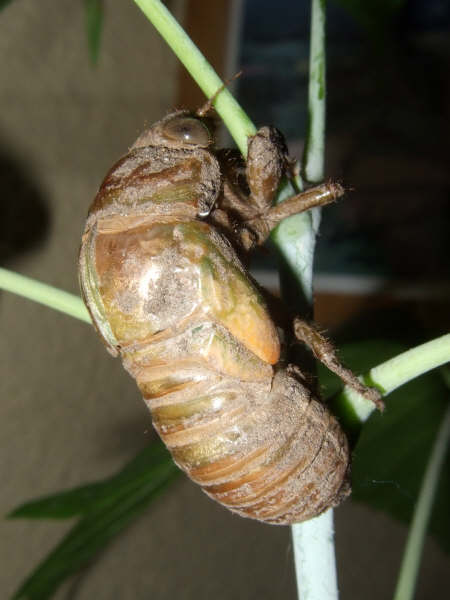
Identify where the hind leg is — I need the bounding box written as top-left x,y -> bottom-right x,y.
293,318 -> 384,410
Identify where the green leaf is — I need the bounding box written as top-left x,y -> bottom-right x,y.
319,340 -> 450,554
84,0 -> 104,65
9,480 -> 112,519
9,441 -> 176,519
10,442 -> 179,599
8,442 -> 178,519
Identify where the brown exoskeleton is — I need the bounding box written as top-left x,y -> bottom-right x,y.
79,100 -> 382,525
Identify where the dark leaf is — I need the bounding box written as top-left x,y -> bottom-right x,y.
319,340 -> 450,554
9,442 -> 175,519
11,442 -> 179,599
9,481 -> 110,519
84,0 -> 104,65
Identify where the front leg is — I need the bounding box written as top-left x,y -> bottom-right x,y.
293,318 -> 384,411
246,126 -> 287,212
211,127 -> 345,251
245,182 -> 344,247
245,127 -> 344,247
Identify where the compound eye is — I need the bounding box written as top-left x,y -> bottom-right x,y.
162,116 -> 211,147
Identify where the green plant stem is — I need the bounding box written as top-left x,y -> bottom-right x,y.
393,404 -> 450,600
271,0 -> 326,307
133,0 -> 256,155
333,334 -> 450,434
303,0 -> 326,183
292,509 -> 338,600
285,2 -> 338,599
370,334 -> 450,395
0,267 -> 90,323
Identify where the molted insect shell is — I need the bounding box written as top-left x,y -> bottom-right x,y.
79,113 -> 350,525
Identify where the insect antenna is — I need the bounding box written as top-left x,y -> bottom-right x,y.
196,71 -> 243,117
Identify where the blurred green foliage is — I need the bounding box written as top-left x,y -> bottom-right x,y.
9,442 -> 179,599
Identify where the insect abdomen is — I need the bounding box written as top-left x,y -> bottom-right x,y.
80,214 -> 350,524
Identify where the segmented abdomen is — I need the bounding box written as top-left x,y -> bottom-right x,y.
79,216 -> 350,524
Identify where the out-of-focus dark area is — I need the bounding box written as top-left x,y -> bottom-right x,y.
238,0 -> 450,346
0,1 -> 448,599
0,146 -> 50,264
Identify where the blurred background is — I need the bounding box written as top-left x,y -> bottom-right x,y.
0,0 -> 448,598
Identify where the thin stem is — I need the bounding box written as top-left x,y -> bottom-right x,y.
393,404 -> 450,600
333,334 -> 450,432
370,334 -> 450,395
0,267 -> 90,323
285,2 -> 337,599
132,0 -> 256,155
302,0 -> 326,183
292,510 -> 338,600
271,0 -> 327,308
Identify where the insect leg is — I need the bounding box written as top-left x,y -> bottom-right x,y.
246,126 -> 287,212
241,182 -> 344,248
293,317 -> 384,410
196,71 -> 243,117
265,182 -> 344,226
